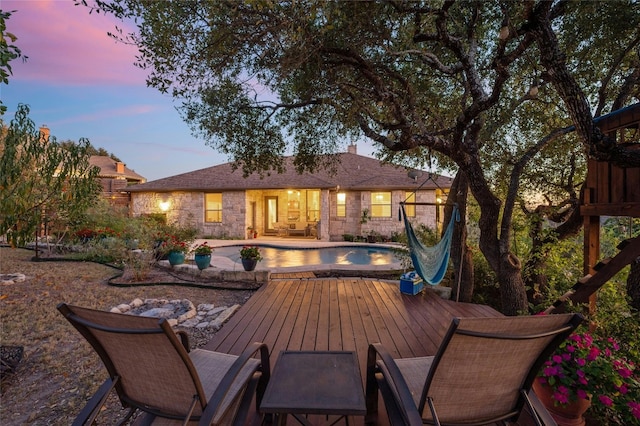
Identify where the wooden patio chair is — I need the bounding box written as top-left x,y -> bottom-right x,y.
57,303 -> 270,426
365,313 -> 583,426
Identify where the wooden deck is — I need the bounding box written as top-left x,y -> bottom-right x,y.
203,277 -> 503,425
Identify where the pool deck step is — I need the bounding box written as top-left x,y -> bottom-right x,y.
270,271 -> 316,279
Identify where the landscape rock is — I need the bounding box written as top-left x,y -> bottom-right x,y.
111,298 -> 239,330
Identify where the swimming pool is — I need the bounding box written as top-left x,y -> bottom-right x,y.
212,244 -> 403,268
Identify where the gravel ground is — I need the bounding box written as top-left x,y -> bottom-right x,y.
0,247 -> 256,425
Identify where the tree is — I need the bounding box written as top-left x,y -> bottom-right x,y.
0,104 -> 102,248
0,10 -> 27,116
85,0 -> 640,314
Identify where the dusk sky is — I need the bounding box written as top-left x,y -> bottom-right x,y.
2,0 -> 376,182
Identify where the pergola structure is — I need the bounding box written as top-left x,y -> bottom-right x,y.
548,102 -> 640,313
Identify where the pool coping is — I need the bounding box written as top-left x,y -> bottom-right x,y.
193,237 -> 407,274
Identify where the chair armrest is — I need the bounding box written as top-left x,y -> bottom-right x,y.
72,377 -> 119,426
366,343 -> 423,426
199,342 -> 270,425
523,389 -> 558,426
176,330 -> 190,352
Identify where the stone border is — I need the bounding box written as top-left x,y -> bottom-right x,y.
158,260 -> 270,284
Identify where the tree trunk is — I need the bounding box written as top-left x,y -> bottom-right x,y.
446,171 -> 474,302
462,158 -> 528,315
627,257 -> 640,312
498,254 -> 529,316
524,211 -> 547,305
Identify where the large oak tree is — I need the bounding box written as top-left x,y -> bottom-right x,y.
84,0 -> 640,314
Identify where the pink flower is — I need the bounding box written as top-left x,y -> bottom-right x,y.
554,391 -> 569,404
618,367 -> 633,379
607,338 -> 620,351
544,366 -> 558,376
598,395 -> 614,407
587,347 -> 600,361
628,401 -> 640,419
617,384 -> 628,395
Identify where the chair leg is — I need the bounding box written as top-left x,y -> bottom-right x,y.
426,398 -> 442,426
72,377 -> 119,426
365,364 -> 379,424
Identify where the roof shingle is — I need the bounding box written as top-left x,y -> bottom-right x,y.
127,153 -> 452,192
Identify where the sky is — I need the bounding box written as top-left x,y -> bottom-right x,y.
2,0 -> 376,182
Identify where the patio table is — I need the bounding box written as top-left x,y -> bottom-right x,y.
260,350 -> 366,426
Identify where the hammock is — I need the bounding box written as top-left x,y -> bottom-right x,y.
401,204 -> 459,285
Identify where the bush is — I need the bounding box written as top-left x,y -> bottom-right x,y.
67,200 -> 197,268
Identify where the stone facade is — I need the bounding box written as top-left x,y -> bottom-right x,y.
328,189 -> 439,241
130,187 -> 443,241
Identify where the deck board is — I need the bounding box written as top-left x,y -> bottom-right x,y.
204,278 -> 507,426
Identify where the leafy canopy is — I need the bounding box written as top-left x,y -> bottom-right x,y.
0,104 -> 102,246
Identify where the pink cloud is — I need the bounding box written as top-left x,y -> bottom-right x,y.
4,0 -> 148,86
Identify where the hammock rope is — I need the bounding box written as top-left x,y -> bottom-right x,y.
401,203 -> 459,286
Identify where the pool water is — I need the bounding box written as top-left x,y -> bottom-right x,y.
213,245 -> 402,268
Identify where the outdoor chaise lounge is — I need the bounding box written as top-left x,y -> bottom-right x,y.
365,313 -> 583,426
57,303 -> 270,426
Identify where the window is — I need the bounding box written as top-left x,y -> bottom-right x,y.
205,193 -> 222,223
307,190 -> 320,222
435,189 -> 449,228
336,192 -> 346,217
287,190 -> 300,221
404,192 -> 416,217
370,192 -> 391,218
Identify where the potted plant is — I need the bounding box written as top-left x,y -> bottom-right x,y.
158,235 -> 189,266
192,242 -> 213,270
239,245 -> 263,271
535,330 -> 640,425
247,226 -> 258,239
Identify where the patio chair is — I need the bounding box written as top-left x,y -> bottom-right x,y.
57,303 -> 270,426
365,313 -> 583,426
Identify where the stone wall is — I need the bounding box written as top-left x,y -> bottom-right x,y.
131,188 -> 441,240
131,191 -> 247,238
327,189 -> 438,241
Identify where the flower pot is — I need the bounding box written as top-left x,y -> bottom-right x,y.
194,254 -> 211,270
241,258 -> 258,271
167,251 -> 185,266
532,378 -> 591,426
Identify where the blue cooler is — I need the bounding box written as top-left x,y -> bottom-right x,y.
400,271 -> 424,295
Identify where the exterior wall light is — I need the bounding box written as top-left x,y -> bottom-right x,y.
159,194 -> 171,212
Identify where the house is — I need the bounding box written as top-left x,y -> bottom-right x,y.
126,145 -> 453,241
88,155 -> 146,207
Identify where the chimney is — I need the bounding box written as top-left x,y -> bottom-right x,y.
39,125 -> 50,144
347,144 -> 357,154
116,162 -> 125,174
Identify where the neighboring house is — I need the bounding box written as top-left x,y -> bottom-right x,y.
126,145 -> 453,241
36,126 -> 146,207
89,155 -> 146,207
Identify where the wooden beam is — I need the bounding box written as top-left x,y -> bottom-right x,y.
549,237 -> 640,313
400,202 -> 453,206
580,203 -> 640,217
